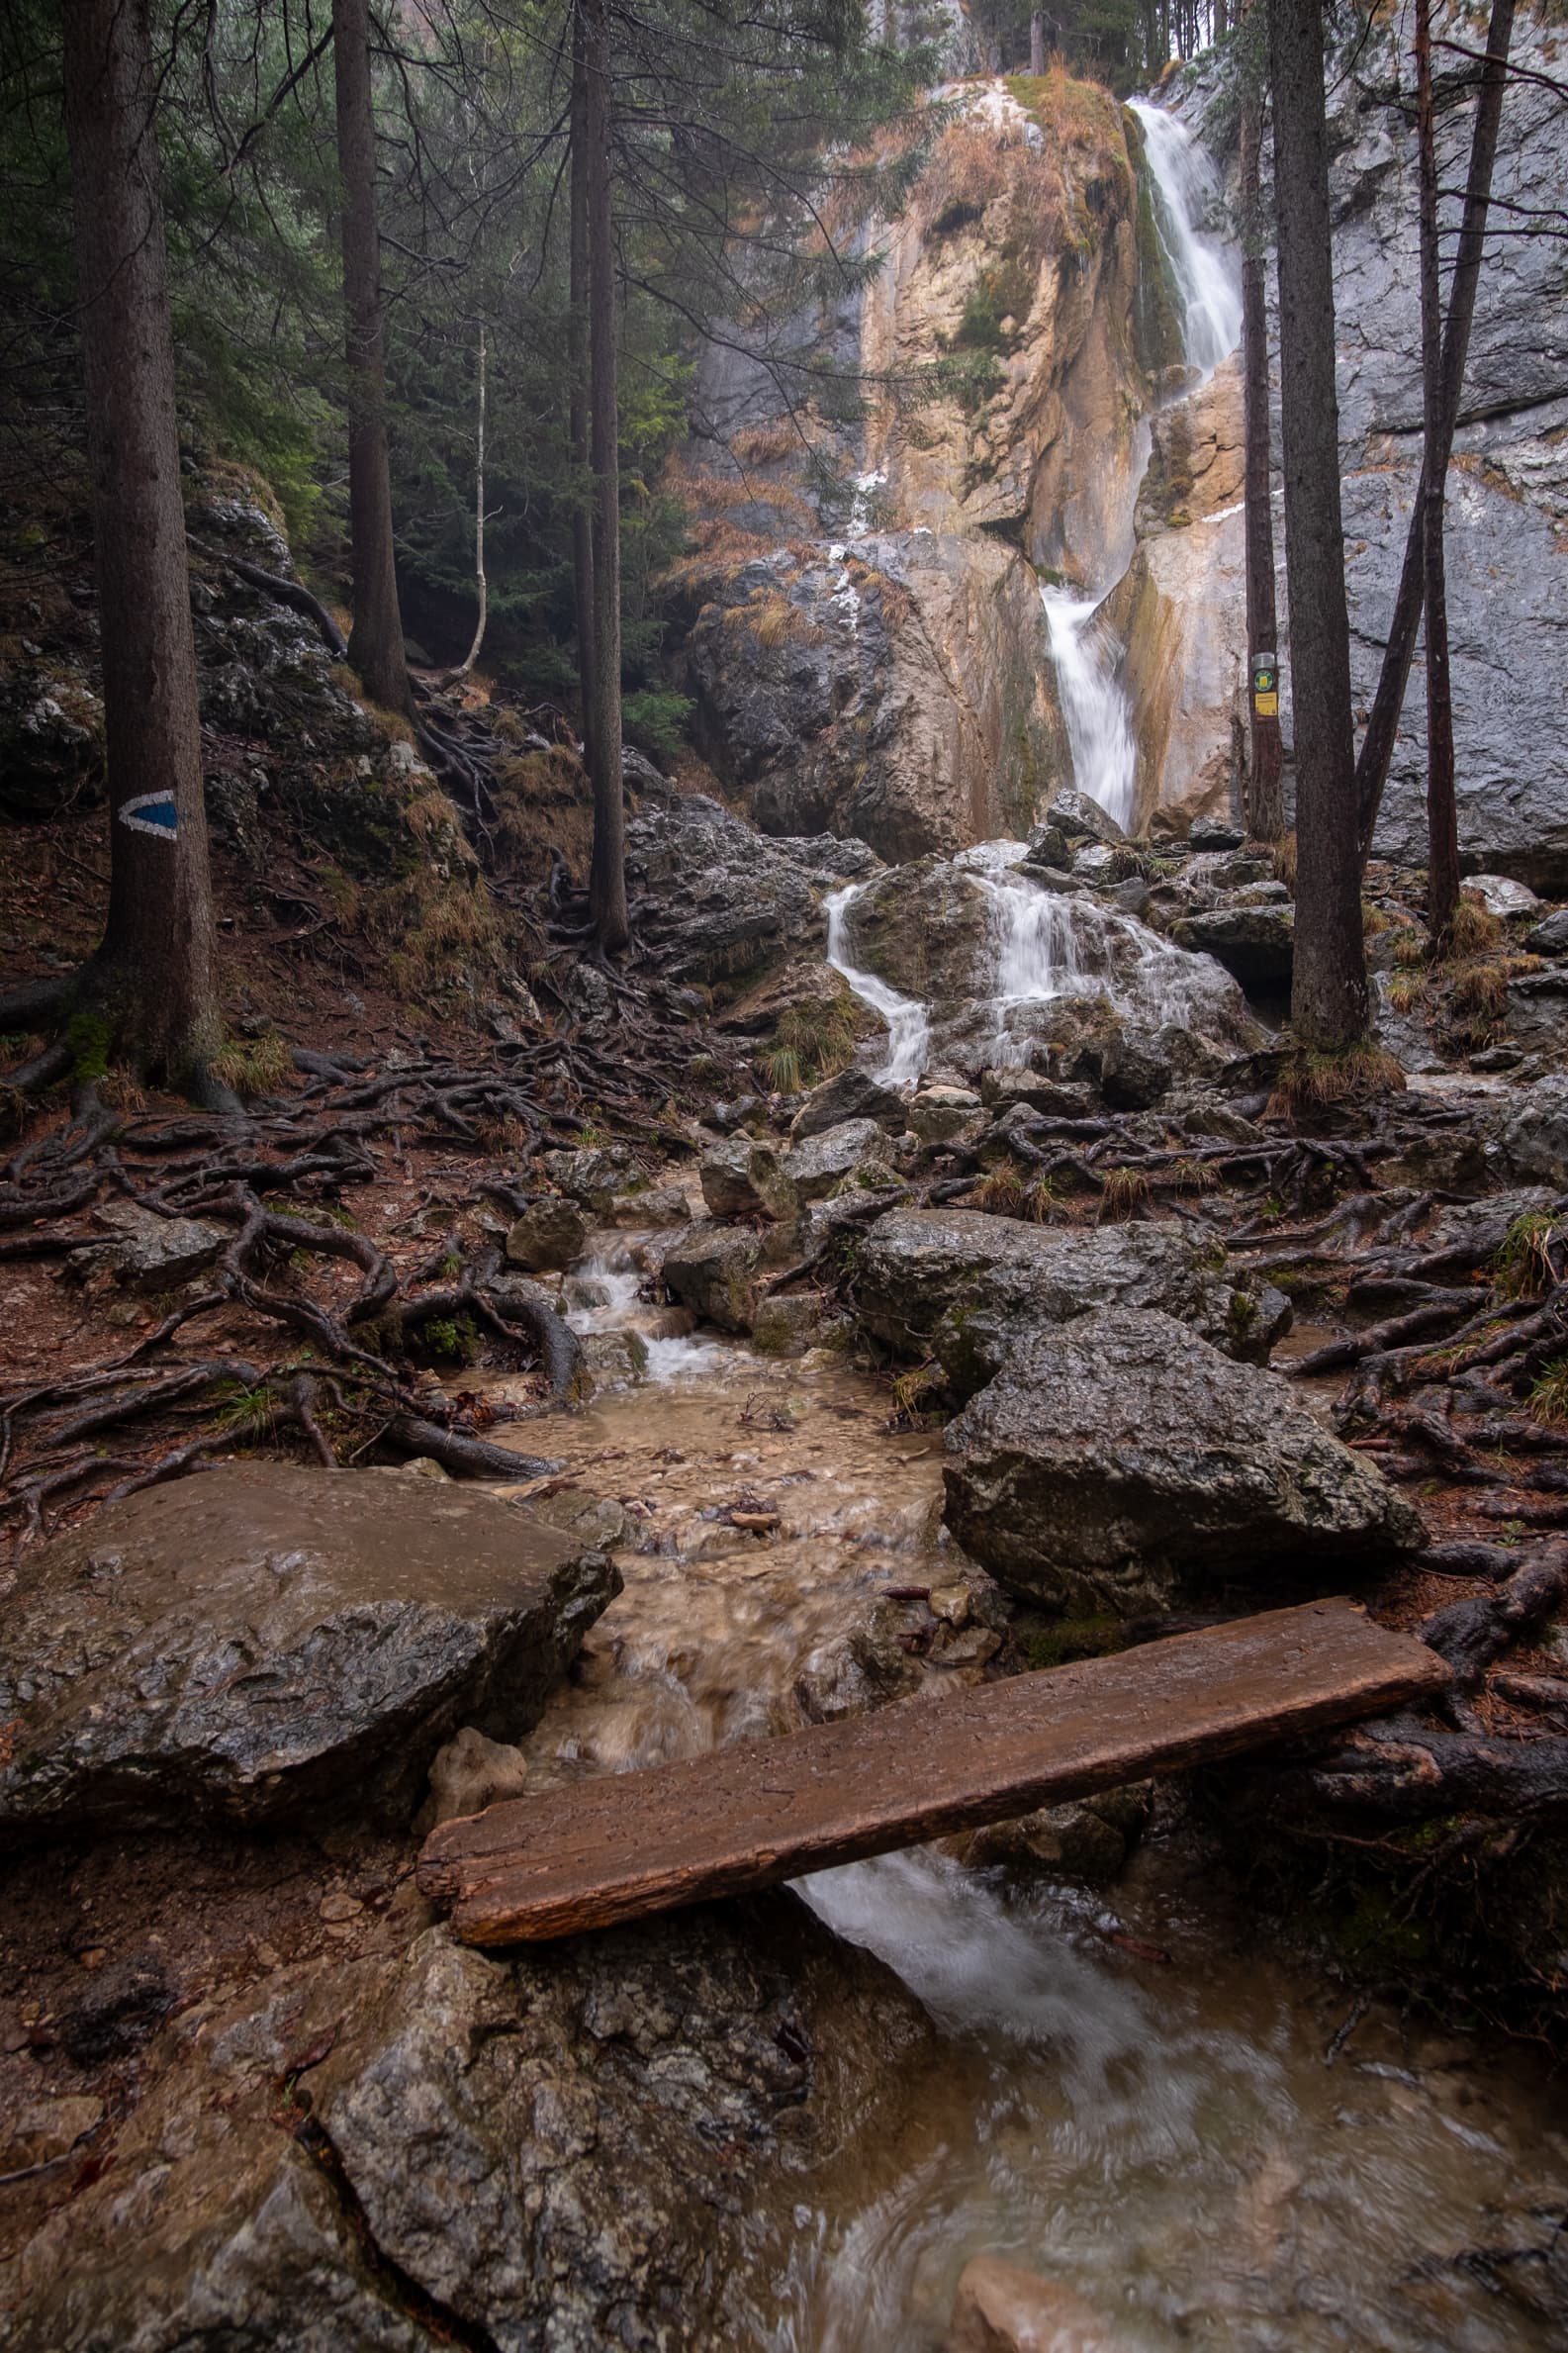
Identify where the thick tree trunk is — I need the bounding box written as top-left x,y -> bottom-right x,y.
1030,12 -> 1047,73
1415,0 -> 1459,944
1268,0 -> 1365,1046
332,0 -> 411,714
569,9 -> 598,796
1240,66 -> 1284,842
454,324 -> 488,678
61,0 -> 221,1083
1353,0 -> 1516,861
583,0 -> 629,953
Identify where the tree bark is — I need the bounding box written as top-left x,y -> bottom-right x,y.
1415,0 -> 1459,944
1268,0 -> 1365,1045
569,8 -> 599,796
1353,0 -> 1516,861
61,0 -> 222,1083
332,0 -> 411,714
1030,12 -> 1046,73
454,323 -> 488,677
1240,60 -> 1284,842
583,0 -> 630,953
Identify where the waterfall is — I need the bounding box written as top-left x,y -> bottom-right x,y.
823,883 -> 931,1087
1039,589 -> 1138,832
1127,98 -> 1243,377
1040,102 -> 1241,833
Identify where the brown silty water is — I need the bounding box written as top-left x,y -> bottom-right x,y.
469,1231 -> 1568,2352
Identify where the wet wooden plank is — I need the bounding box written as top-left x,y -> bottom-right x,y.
418,1598 -> 1449,1946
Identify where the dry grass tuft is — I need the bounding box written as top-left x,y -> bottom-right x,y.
1097,1166 -> 1150,1222
1267,1040 -> 1405,1121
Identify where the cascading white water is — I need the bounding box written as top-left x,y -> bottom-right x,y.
1127,97 -> 1244,376
1040,589 -> 1139,832
1041,102 -> 1242,836
823,882 -> 930,1087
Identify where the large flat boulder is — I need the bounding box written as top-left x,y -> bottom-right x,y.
0,1464 -> 617,1840
852,1206 -> 1284,1393
943,1308 -> 1424,1616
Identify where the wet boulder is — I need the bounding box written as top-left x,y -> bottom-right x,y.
0,1463 -> 617,1840
852,1207 -> 1284,1394
783,1117 -> 888,1201
1491,1075 -> 1568,1187
541,1144 -> 646,1212
951,2257 -> 1132,2353
789,1066 -> 908,1140
1099,1028 -> 1171,1110
504,1193 -> 588,1272
699,1137 -> 799,1220
1050,786 -> 1128,847
1171,903 -> 1294,989
1526,907 -> 1568,957
977,1068 -> 1097,1119
661,1224 -> 765,1330
6,1905 -> 932,2353
943,1308 -> 1424,1616
80,1199 -> 228,1291
841,855 -> 993,1002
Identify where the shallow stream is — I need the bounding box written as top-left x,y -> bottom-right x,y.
479,1233 -> 1568,2352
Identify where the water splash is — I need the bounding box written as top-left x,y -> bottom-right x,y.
563,1234 -> 728,1383
823,882 -> 931,1087
957,838 -> 1240,1053
1127,98 -> 1243,376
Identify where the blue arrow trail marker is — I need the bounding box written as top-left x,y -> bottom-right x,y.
119,792 -> 179,841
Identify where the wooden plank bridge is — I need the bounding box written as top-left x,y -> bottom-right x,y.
417,1598 -> 1448,1947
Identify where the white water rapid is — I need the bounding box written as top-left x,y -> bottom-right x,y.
823,882 -> 931,1086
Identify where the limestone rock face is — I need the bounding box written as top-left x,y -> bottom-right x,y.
6,1906 -> 932,2353
852,1206 -> 1280,1392
944,1308 -> 1424,1614
625,790 -> 877,984
0,1464 -> 617,1839
673,76 -> 1153,856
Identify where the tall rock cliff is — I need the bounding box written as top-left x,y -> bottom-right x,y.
673,8 -> 1567,881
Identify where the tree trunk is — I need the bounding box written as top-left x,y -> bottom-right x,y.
569,7 -> 598,796
1240,62 -> 1284,842
332,0 -> 410,714
1353,0 -> 1516,861
583,0 -> 629,953
61,0 -> 221,1084
455,323 -> 488,677
1030,12 -> 1046,73
1268,0 -> 1365,1045
1415,0 -> 1459,944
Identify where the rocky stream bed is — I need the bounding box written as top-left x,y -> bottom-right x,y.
5,794 -> 1568,2348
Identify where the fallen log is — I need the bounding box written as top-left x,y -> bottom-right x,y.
418,1598 -> 1449,1946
